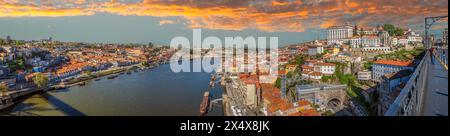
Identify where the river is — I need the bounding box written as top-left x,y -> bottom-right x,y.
10,59 -> 223,116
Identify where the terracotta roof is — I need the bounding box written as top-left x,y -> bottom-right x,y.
374,60 -> 414,67
310,72 -> 322,76
298,100 -> 311,107
301,65 -> 313,69
302,71 -> 312,75
239,74 -> 260,88
305,60 -> 318,63
317,62 -> 336,66
57,62 -> 90,75
300,109 -> 321,116
286,64 -> 297,68
287,112 -> 302,116
278,70 -> 287,75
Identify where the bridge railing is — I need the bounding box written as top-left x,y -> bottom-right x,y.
385,51 -> 429,116
434,47 -> 448,70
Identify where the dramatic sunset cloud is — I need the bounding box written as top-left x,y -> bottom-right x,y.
0,0 -> 448,32
159,20 -> 175,26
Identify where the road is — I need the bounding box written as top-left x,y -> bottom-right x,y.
422,52 -> 448,116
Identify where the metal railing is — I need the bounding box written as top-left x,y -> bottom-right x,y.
385,51 -> 429,116
434,47 -> 448,70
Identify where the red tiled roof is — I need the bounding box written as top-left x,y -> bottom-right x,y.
278,70 -> 287,75
239,74 -> 261,88
301,65 -> 313,69
317,63 -> 336,66
374,60 -> 414,67
298,100 -> 311,107
305,60 -> 318,63
310,72 -> 322,76
300,109 -> 321,116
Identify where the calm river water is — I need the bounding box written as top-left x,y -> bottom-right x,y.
11,59 -> 223,116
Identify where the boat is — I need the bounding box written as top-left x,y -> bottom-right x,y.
126,71 -> 132,74
209,74 -> 216,87
78,82 -> 86,86
95,78 -> 102,81
107,75 -> 118,79
198,91 -> 210,116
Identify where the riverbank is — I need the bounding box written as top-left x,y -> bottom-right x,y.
0,62 -> 162,113
52,60 -> 169,90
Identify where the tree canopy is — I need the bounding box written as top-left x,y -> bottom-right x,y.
33,72 -> 49,88
0,82 -> 9,93
383,24 -> 404,36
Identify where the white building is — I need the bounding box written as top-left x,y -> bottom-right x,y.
314,63 -> 336,75
361,47 -> 391,52
350,36 -> 381,48
378,31 -> 390,46
327,24 -> 354,45
357,71 -> 372,81
398,38 -> 409,45
391,37 -> 399,46
408,36 -> 423,43
356,28 -> 378,36
309,72 -> 323,80
308,45 -> 324,56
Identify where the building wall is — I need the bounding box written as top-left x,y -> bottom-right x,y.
297,85 -> 347,111
327,25 -> 354,45
378,75 -> 412,115
357,71 -> 372,81
317,66 -> 335,75
372,64 -> 414,82
308,47 -> 324,56
350,37 -> 381,48
245,84 -> 257,108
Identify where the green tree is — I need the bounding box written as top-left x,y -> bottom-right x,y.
33,72 -> 49,88
0,39 -> 5,46
286,71 -> 293,78
294,54 -> 306,66
84,71 -> 92,76
323,110 -> 334,116
275,77 -> 281,89
321,75 -> 336,83
394,28 -> 404,36
383,24 -> 404,36
15,40 -> 25,46
288,87 -> 298,102
363,61 -> 373,70
383,24 -> 396,36
141,62 -> 150,67
321,76 -> 329,83
0,82 -> 9,96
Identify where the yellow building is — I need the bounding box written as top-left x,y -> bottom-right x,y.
333,48 -> 340,55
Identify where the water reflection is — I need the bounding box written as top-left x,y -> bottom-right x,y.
13,60 -> 223,116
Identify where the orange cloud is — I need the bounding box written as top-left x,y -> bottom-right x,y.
159,20 -> 175,25
0,0 -> 448,32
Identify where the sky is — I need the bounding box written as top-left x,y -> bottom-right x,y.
0,0 -> 448,46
